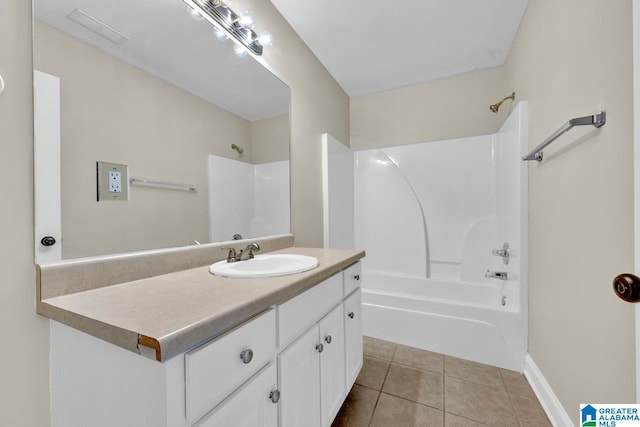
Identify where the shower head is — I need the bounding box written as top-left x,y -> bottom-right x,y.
489,92 -> 516,113
231,143 -> 244,155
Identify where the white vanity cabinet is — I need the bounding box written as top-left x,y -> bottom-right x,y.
49,261 -> 362,427
278,263 -> 362,427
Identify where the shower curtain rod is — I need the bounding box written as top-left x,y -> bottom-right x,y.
522,111 -> 606,162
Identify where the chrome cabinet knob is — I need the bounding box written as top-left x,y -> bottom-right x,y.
315,343 -> 324,353
240,349 -> 253,364
325,335 -> 332,344
353,274 -> 360,281
269,389 -> 281,404
348,312 -> 355,319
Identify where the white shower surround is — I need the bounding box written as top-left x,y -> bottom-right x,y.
355,102 -> 528,370
208,155 -> 290,242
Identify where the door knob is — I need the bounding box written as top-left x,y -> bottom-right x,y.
41,236 -> 56,247
613,273 -> 640,302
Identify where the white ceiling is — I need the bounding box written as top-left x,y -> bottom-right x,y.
270,0 -> 530,97
34,0 -> 290,121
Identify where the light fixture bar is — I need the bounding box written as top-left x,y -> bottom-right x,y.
184,0 -> 264,56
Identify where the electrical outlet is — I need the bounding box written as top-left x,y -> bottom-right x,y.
97,161 -> 129,201
108,171 -> 122,193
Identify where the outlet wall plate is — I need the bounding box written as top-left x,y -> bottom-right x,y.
97,161 -> 129,201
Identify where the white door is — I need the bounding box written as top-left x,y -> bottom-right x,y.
197,363 -> 278,427
319,304 -> 346,427
278,325 -> 321,427
34,70 -> 62,263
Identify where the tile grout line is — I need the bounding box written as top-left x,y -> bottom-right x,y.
500,369 -> 524,427
366,345 -> 397,427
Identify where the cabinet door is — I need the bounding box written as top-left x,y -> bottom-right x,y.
196,363 -> 278,427
319,304 -> 346,427
278,325 -> 321,427
344,289 -> 363,390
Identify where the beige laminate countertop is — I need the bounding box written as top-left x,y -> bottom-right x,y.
38,247 -> 364,361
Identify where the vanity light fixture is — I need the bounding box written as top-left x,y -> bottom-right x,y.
183,0 -> 271,56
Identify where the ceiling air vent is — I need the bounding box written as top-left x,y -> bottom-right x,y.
66,8 -> 129,45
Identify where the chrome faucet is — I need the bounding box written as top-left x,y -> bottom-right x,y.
485,270 -> 508,280
238,243 -> 260,261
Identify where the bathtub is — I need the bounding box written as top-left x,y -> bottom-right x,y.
362,271 -> 527,371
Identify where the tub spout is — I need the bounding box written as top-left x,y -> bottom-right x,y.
485,270 -> 508,280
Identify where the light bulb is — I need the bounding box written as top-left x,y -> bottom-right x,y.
188,6 -> 204,21
234,44 -> 248,57
237,10 -> 255,29
214,27 -> 228,41
256,31 -> 272,47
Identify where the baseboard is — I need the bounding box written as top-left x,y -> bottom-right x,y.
523,353 -> 575,427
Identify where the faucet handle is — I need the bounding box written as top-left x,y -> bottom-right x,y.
491,242 -> 510,265
222,247 -> 238,263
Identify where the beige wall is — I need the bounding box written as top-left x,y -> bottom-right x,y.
506,0 -> 635,413
350,67 -> 507,150
0,0 -> 348,425
248,0 -> 350,246
0,2 -> 51,427
251,113 -> 290,164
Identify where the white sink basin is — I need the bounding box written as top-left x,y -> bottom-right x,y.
209,254 -> 319,278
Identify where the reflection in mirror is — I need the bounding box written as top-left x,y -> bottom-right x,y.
33,0 -> 290,261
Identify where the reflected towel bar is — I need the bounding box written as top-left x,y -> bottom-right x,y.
130,178 -> 197,192
522,111 -> 606,162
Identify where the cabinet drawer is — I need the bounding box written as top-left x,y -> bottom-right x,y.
278,274 -> 342,349
342,262 -> 362,297
185,309 -> 276,423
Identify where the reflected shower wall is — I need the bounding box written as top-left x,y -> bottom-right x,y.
208,155 -> 290,242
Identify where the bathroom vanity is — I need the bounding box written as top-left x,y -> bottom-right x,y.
36,236 -> 364,427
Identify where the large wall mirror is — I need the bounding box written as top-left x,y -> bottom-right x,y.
33,0 -> 291,261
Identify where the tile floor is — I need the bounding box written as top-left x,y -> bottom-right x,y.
332,337 -> 551,427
